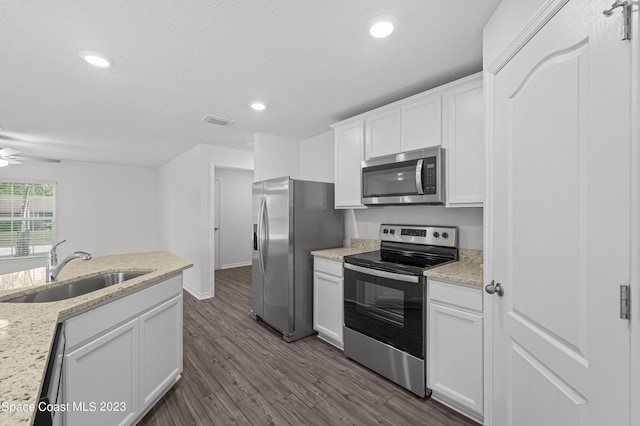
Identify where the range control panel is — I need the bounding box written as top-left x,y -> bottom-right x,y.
379,224 -> 458,248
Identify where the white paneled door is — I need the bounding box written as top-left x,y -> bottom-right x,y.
490,1 -> 631,425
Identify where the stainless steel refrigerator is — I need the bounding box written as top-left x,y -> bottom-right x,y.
251,176 -> 343,342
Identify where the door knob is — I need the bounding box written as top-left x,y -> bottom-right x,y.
485,280 -> 504,297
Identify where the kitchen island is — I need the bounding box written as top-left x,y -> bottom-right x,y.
0,251 -> 192,426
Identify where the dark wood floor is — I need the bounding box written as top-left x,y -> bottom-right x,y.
139,266 -> 479,426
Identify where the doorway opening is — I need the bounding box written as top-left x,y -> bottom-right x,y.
212,167 -> 254,272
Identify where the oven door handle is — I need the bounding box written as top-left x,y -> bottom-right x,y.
344,263 -> 420,283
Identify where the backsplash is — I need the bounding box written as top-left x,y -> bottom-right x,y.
459,249 -> 483,264
344,205 -> 483,250
350,238 -> 381,250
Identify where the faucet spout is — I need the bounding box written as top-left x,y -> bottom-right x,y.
47,241 -> 92,281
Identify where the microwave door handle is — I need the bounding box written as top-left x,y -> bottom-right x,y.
415,159 -> 424,194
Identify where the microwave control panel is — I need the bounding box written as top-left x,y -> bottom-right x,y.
424,157 -> 437,194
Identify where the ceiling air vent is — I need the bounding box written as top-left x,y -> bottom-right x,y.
201,114 -> 235,126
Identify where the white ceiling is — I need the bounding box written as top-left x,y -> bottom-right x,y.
0,0 -> 500,168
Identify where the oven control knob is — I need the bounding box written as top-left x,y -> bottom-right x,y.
383,229 -> 389,234
390,229 -> 395,235
442,232 -> 449,239
433,232 -> 440,238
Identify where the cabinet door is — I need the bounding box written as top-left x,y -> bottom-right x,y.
428,302 -> 483,419
334,120 -> 366,209
446,76 -> 484,207
64,318 -> 139,426
401,93 -> 442,151
365,108 -> 401,159
140,295 -> 182,407
313,268 -> 343,349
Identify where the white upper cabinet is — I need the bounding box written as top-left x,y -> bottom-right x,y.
401,93 -> 442,152
445,74 -> 484,207
332,119 -> 366,209
332,72 -> 484,208
365,107 -> 401,159
364,94 -> 443,160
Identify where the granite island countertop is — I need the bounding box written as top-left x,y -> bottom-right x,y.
0,251 -> 192,426
424,249 -> 484,287
310,238 -> 380,260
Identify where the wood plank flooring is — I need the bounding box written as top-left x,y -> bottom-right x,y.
139,266 -> 479,426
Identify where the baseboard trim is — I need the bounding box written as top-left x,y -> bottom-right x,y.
183,282 -> 212,300
218,261 -> 252,270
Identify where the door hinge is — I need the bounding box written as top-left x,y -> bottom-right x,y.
603,0 -> 631,41
620,284 -> 630,320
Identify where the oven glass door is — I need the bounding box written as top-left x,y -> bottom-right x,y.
344,266 -> 424,358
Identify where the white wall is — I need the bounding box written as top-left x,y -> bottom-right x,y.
0,161 -> 160,274
158,146 -> 202,295
215,167 -> 253,269
299,131 -> 334,183
253,132 -> 300,181
483,0 -> 548,69
346,206 -> 483,250
158,144 -> 253,299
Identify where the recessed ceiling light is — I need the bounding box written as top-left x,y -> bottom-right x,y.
251,102 -> 266,111
369,16 -> 396,38
79,51 -> 111,68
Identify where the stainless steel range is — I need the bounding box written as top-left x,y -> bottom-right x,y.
343,224 -> 458,397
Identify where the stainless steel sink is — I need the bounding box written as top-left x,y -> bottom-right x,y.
3,271 -> 151,303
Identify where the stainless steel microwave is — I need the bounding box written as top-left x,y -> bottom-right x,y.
361,147 -> 445,205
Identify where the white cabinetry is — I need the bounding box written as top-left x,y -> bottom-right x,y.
445,75 -> 484,207
313,257 -> 343,349
401,93 -> 442,152
332,119 -> 366,209
65,318 -> 140,426
365,107 -> 401,159
331,72 -> 483,208
63,275 -> 183,426
140,295 -> 182,407
428,278 -> 483,423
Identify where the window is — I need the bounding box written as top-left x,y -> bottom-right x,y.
0,181 -> 55,258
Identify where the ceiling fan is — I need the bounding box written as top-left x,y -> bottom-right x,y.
0,125 -> 61,165
0,147 -> 59,166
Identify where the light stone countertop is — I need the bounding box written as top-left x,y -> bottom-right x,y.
424,249 -> 484,287
310,238 -> 380,260
0,251 -> 192,426
312,242 -> 484,287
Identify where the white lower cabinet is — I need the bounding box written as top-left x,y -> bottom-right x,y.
428,278 -> 483,423
63,274 -> 183,426
140,295 -> 182,407
65,318 -> 140,426
313,257 -> 343,349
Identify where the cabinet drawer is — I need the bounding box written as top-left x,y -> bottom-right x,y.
428,279 -> 482,313
66,274 -> 182,349
314,257 -> 343,277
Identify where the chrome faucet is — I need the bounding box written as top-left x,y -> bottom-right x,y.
47,240 -> 92,281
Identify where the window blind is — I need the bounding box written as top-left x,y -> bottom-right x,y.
0,182 -> 55,258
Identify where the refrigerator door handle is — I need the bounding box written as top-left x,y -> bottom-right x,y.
257,197 -> 266,275
261,197 -> 269,272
